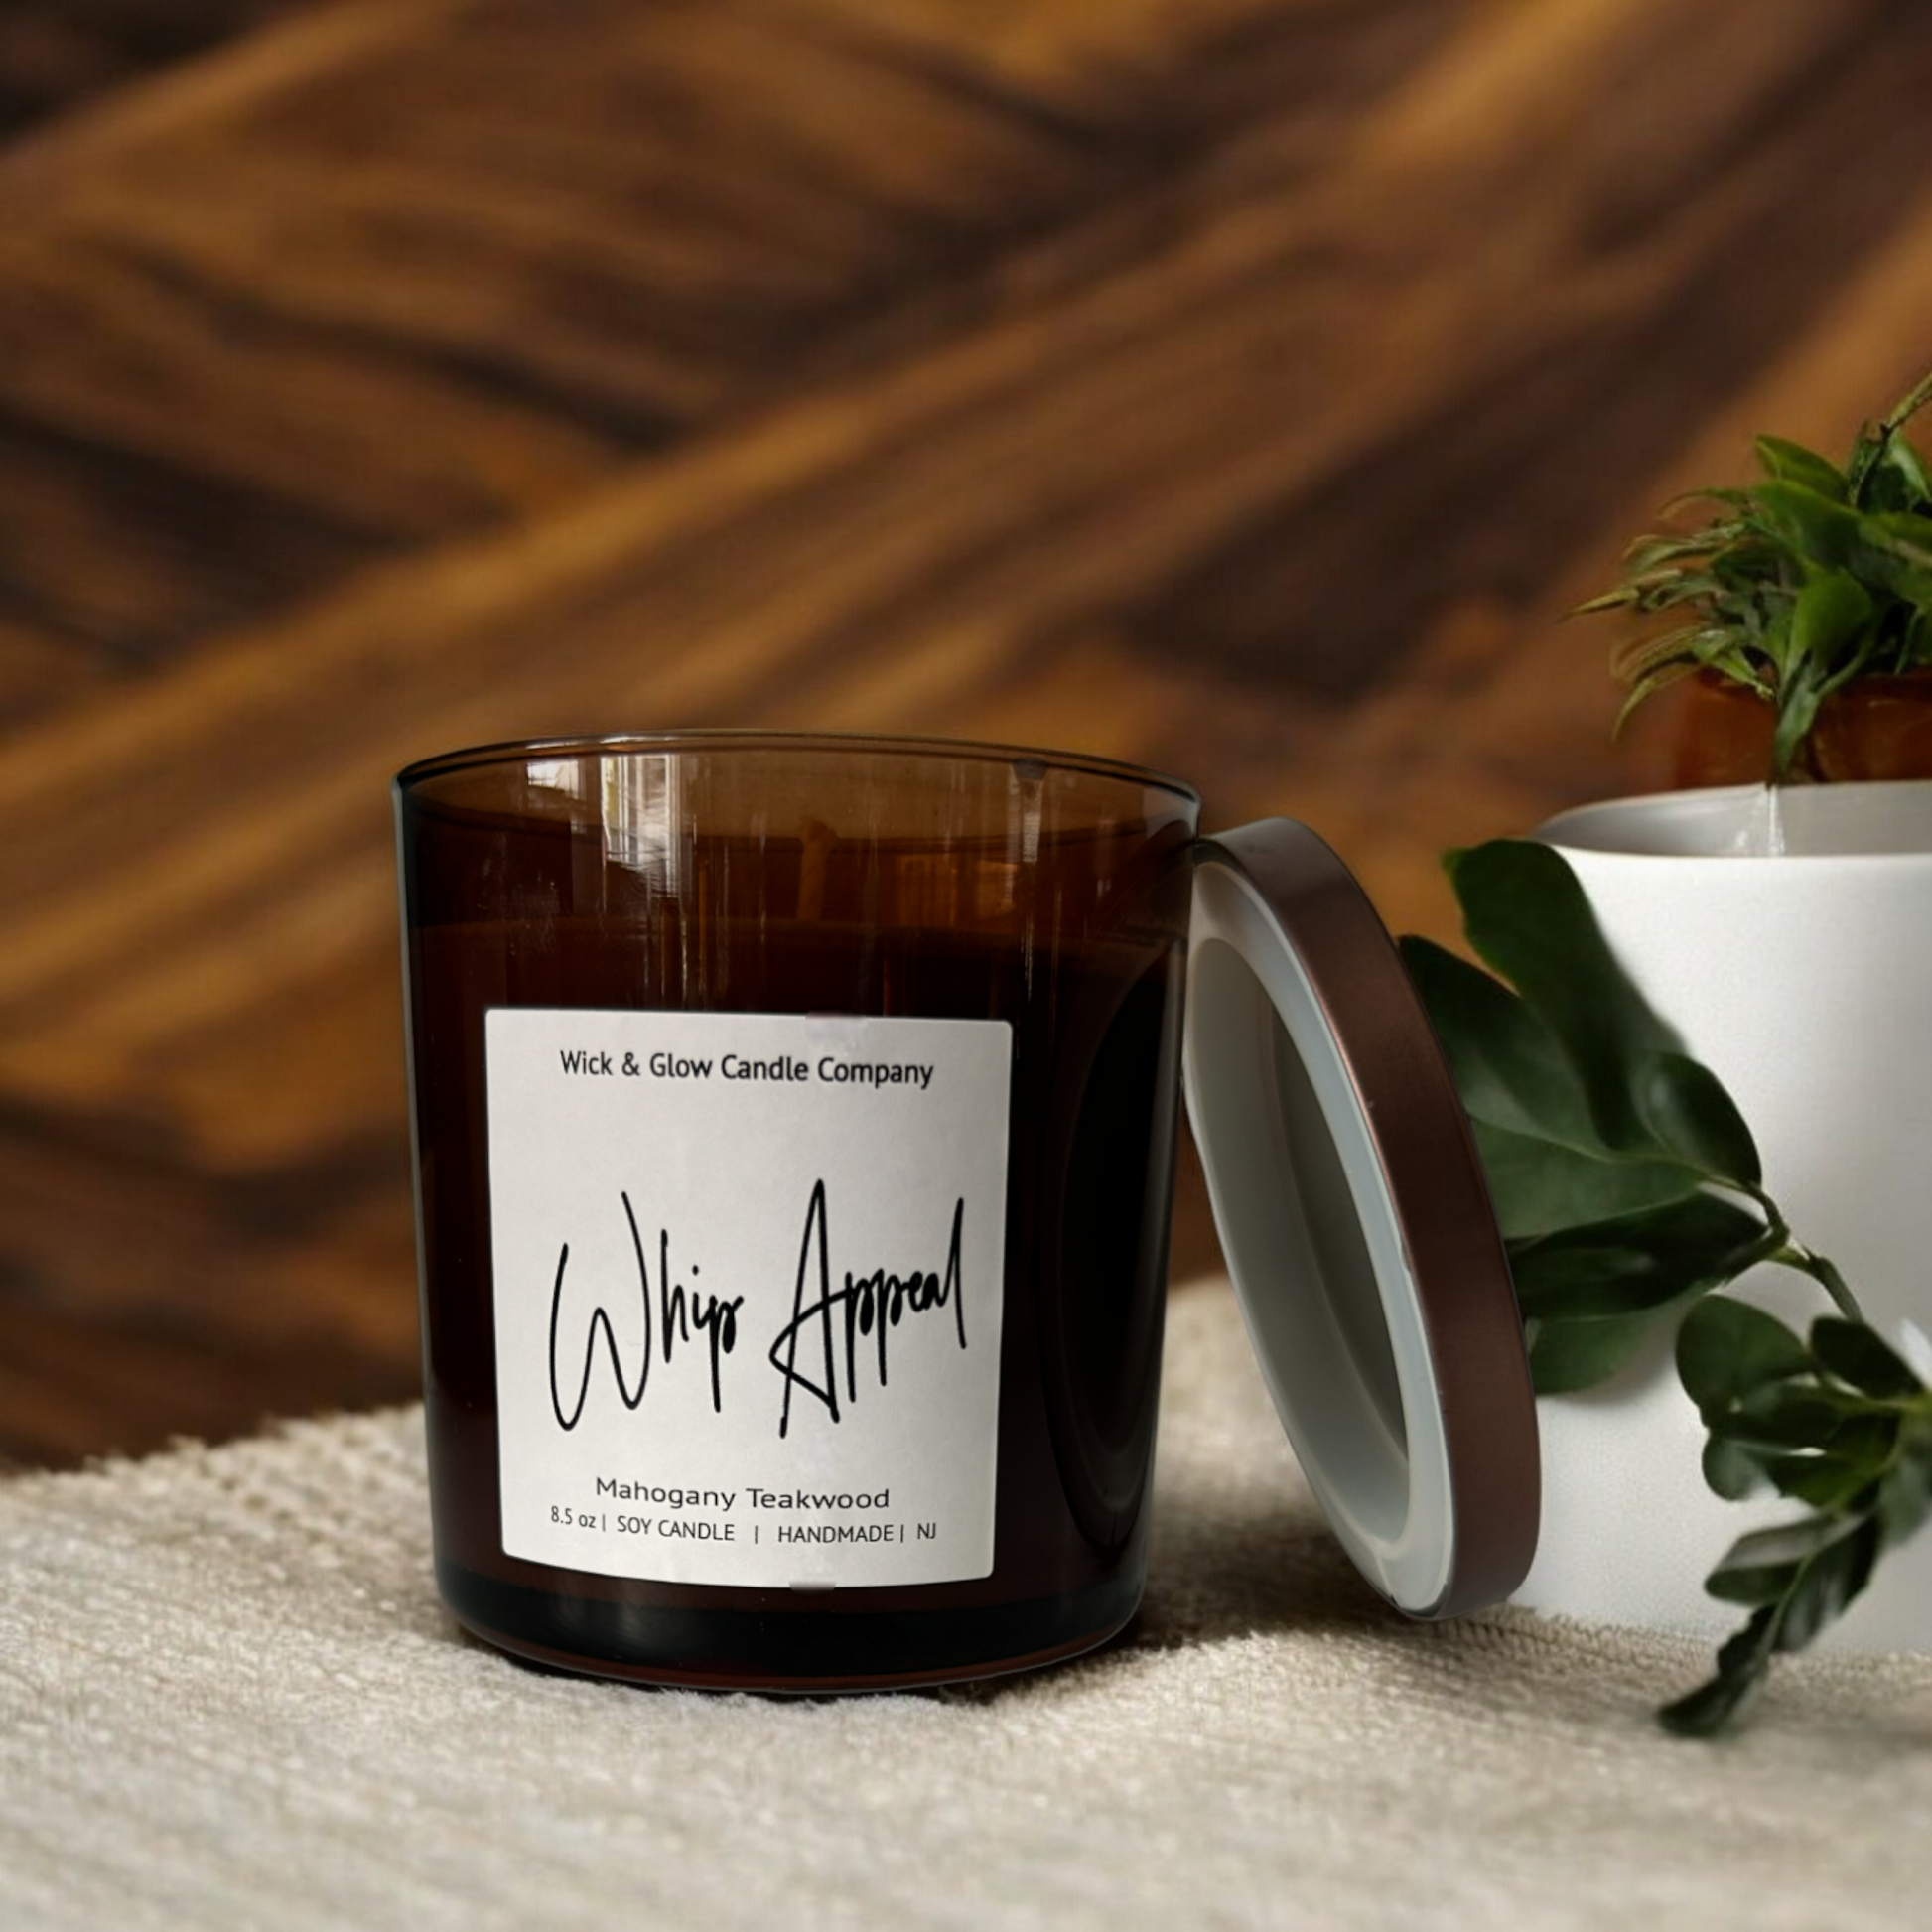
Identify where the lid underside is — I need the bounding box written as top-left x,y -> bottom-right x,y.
1182,820 -> 1540,1619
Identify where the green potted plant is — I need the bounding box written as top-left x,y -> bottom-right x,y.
1398,371 -> 1932,1732
1586,369 -> 1932,784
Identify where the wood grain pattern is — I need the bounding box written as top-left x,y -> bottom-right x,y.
1,0 -> 1928,1465
0,3 -> 304,136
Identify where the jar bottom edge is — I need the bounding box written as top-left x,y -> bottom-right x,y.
436,1558 -> 1145,1693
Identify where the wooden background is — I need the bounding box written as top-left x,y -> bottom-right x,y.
2,0 -> 1928,1468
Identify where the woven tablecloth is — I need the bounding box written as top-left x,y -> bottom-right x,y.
3,1280 -> 1929,1930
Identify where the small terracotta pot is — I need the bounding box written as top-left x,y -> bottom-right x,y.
1675,668 -> 1932,785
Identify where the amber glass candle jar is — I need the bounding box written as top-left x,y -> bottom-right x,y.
395,734 -> 1200,1690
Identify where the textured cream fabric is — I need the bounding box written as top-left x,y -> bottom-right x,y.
3,1280 -> 1930,1931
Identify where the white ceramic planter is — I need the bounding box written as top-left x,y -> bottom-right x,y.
1515,781 -> 1932,1652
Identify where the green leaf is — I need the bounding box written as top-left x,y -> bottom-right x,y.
1752,479 -> 1864,570
1877,1438 -> 1932,1547
1575,587 -> 1640,616
1771,650 -> 1830,777
1882,368 -> 1932,434
1713,1386 -> 1883,1452
1702,1434 -> 1768,1502
1445,841 -> 1680,1153
1848,513 -> 1932,606
1512,1241 -> 1688,1321
1631,1052 -> 1760,1187
1397,938 -> 1599,1150
1882,437 -> 1931,508
1659,485 -> 1753,519
1755,435 -> 1848,501
1610,622 -> 1721,685
1773,1517 -> 1879,1651
1788,570 -> 1873,673
1614,657 -> 1699,734
1847,370 -> 1932,505
1751,485 -> 1931,600
1847,428 -> 1886,506
1471,1119 -> 1702,1241
1716,1512 -> 1863,1573
1704,1513 -> 1863,1608
1676,1297 -> 1811,1421
1525,1312 -> 1657,1396
1862,442 -> 1932,515
1706,1564 -> 1800,1608
1805,1411 -> 1899,1465
1906,608 -> 1932,668
1512,1196 -> 1766,1323
1756,605 -> 1797,685
1659,1608 -> 1777,1736
1810,1318 -> 1925,1399
1635,571 -> 1730,614
1863,507 -> 1932,555
1749,602 -> 1793,682
1761,1451 -> 1882,1512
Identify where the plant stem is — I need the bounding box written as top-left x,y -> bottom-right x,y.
1881,368 -> 1932,440
1740,1182 -> 1865,1320
1772,1243 -> 1864,1322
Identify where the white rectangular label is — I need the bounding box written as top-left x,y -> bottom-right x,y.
484,1008 -> 1012,1587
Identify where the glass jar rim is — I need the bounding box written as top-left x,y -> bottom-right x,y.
394,729 -> 1201,805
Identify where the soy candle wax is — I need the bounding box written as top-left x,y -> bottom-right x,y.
395,734 -> 1538,1690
